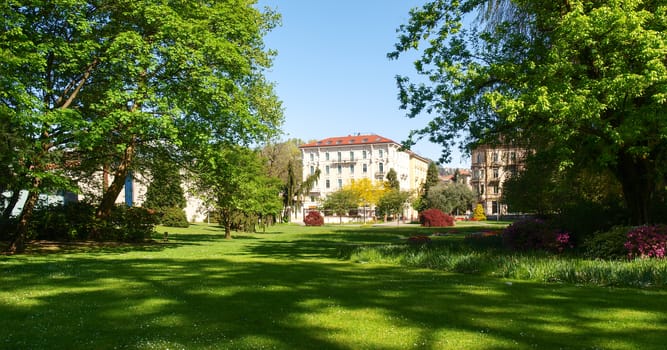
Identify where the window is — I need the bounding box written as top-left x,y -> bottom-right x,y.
350,151 -> 354,161
492,201 -> 498,214
476,152 -> 483,163
362,150 -> 367,159
337,152 -> 342,161
493,168 -> 499,179
310,166 -> 314,175
493,152 -> 499,162
337,179 -> 343,188
350,164 -> 354,174
379,162 -> 384,173
310,153 -> 314,161
379,149 -> 384,158
492,186 -> 497,194
325,180 -> 330,189
510,151 -> 516,162
337,165 -> 342,174
363,164 -> 368,173
479,184 -> 485,195
325,152 -> 330,161
325,165 -> 330,175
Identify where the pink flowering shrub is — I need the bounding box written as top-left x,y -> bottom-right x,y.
624,225 -> 667,259
503,218 -> 573,253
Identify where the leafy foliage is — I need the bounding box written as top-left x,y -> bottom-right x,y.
582,226 -> 633,260
424,183 -> 474,215
385,168 -> 400,190
376,190 -> 412,221
303,211 -> 324,226
391,0 -> 667,224
472,204 -> 486,221
159,207 -> 189,228
321,189 -> 359,224
1,1 -> 282,250
419,208 -> 454,227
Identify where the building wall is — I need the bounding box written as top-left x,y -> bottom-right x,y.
470,144 -> 526,216
299,134 -> 430,221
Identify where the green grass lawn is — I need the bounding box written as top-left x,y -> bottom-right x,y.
1,223 -> 666,349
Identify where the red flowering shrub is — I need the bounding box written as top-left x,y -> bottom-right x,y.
419,208 -> 454,227
503,218 -> 573,253
624,225 -> 667,259
303,211 -> 324,226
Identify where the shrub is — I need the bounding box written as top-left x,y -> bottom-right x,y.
503,218 -> 573,253
159,207 -> 189,228
625,225 -> 667,259
582,226 -> 631,260
304,211 -> 324,226
419,208 -> 454,227
29,202 -> 97,240
472,204 -> 486,221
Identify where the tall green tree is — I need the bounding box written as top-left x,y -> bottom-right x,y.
416,162 -> 441,211
143,160 -> 186,211
194,146 -> 280,239
391,0 -> 667,224
385,168 -> 400,190
376,190 -> 412,224
1,1 -> 282,251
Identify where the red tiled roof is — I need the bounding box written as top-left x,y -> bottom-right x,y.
299,134 -> 397,148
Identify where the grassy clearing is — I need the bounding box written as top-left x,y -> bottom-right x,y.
1,223 -> 666,349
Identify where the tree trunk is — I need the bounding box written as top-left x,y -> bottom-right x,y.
9,184 -> 40,254
616,151 -> 654,225
96,143 -> 134,221
221,209 -> 232,239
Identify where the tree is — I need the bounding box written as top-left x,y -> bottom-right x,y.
391,0 -> 667,224
386,168 -> 400,190
376,190 -> 412,224
321,189 -> 359,224
416,162 -> 441,211
143,160 -> 187,211
194,147 -> 280,239
345,178 -> 387,221
1,1 -> 282,251
425,183 -> 475,215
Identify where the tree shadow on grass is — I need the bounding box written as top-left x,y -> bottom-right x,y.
1,254 -> 666,349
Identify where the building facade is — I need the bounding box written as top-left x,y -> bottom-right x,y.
299,134 -> 430,221
470,144 -> 526,217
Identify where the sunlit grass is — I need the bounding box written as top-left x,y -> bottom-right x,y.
1,223 -> 666,349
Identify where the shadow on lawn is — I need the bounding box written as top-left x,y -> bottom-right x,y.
1,253 -> 666,349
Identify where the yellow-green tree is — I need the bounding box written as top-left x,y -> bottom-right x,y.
344,178 -> 387,221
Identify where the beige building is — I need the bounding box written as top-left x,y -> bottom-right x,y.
470,144 -> 526,217
299,134 -> 430,221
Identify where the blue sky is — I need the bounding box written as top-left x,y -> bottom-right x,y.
256,0 -> 468,168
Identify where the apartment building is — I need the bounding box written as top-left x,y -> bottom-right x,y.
299,134 -> 430,220
470,144 -> 526,217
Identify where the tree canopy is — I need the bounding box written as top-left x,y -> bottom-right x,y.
391,0 -> 667,224
1,0 -> 282,251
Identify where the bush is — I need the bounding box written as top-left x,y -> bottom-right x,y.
472,204 -> 486,221
582,226 -> 631,260
29,202 -> 97,240
102,205 -> 159,242
159,207 -> 189,228
503,218 -> 573,253
625,225 -> 667,259
304,211 -> 324,226
419,208 -> 454,227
